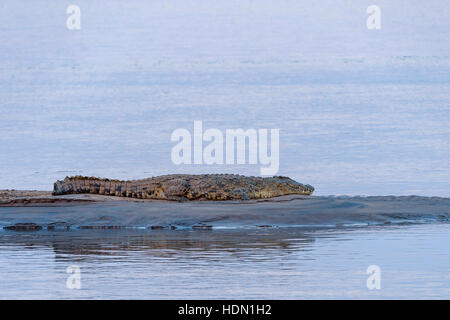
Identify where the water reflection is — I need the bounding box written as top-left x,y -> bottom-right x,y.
1,224 -> 450,299
0,229 -> 316,263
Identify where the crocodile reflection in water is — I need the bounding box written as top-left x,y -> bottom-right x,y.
0,229 -> 316,262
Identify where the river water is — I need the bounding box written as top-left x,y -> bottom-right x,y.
0,222 -> 449,299
1,0 -> 449,300
1,0 -> 450,196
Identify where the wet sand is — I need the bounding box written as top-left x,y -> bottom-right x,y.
0,191 -> 449,230
0,190 -> 176,206
0,190 -> 311,206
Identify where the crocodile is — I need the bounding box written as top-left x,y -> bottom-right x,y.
53,174 -> 314,201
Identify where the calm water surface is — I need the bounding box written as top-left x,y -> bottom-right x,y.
1,1 -> 450,196
0,222 -> 449,299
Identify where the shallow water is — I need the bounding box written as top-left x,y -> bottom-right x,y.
0,222 -> 449,299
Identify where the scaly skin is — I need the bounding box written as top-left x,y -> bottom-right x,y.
53,174 -> 314,201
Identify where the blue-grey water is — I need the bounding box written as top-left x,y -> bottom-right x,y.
0,222 -> 449,299
0,0 -> 449,195
1,1 -> 449,299
0,196 -> 449,299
